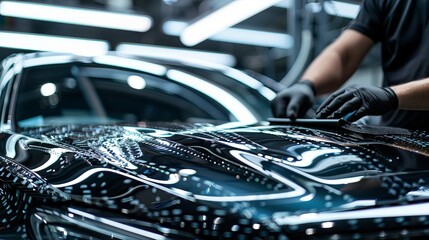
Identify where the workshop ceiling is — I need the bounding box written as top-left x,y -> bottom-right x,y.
0,0 -> 361,80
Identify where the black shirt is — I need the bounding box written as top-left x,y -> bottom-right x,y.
348,0 -> 429,130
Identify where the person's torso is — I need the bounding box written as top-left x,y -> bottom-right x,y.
349,0 -> 429,130
380,0 -> 429,86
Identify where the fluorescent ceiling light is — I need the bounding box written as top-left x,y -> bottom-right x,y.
116,43 -> 236,66
0,1 -> 152,32
180,0 -> 283,46
275,0 -> 360,19
324,1 -> 360,19
164,21 -> 293,49
0,31 -> 109,56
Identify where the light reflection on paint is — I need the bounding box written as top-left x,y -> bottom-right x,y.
5,134 -> 24,158
178,169 -> 196,176
299,194 -> 315,202
272,159 -> 364,185
127,75 -> 146,90
305,228 -> 315,235
32,148 -> 72,172
252,223 -> 260,230
321,221 -> 334,228
68,208 -> 167,239
339,200 -> 376,209
93,55 -> 167,76
210,150 -> 307,201
1,69 -> 17,91
298,149 -> 341,167
224,68 -> 276,100
40,83 -> 57,96
97,146 -> 139,170
274,202 -> 429,226
233,148 -> 363,186
23,54 -> 76,68
300,155 -> 363,173
166,69 -> 258,123
297,149 -> 342,167
52,168 -> 180,188
218,141 -> 252,151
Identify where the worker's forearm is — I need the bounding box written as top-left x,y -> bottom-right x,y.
300,49 -> 349,96
391,78 -> 429,110
300,30 -> 374,96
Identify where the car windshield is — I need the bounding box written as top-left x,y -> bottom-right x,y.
14,60 -> 271,128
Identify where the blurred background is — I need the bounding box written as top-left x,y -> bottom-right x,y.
0,0 -> 381,87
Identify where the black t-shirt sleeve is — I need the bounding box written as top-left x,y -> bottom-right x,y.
348,0 -> 384,42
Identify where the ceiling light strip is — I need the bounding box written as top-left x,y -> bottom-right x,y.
324,1 -> 360,19
164,21 -> 293,49
180,0 -> 283,46
0,31 -> 109,56
116,43 -> 236,66
274,1 -> 360,19
0,1 -> 152,32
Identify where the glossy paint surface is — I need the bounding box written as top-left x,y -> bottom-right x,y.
2,121 -> 429,239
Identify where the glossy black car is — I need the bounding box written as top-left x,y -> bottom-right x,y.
1,52 -> 429,240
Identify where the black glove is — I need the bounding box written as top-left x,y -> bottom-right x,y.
271,80 -> 316,119
316,86 -> 398,122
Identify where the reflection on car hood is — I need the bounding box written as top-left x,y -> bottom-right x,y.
3,122 -> 429,239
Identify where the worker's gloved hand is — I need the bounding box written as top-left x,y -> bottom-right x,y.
271,80 -> 316,120
315,86 -> 398,122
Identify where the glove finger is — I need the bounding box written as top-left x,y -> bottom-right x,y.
316,90 -> 354,118
271,97 -> 288,118
346,107 -> 367,122
329,96 -> 361,119
286,95 -> 306,120
316,89 -> 346,114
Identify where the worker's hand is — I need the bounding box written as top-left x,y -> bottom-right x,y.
271,80 -> 316,119
315,86 -> 398,122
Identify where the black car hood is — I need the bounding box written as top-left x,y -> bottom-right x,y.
4,122 -> 429,238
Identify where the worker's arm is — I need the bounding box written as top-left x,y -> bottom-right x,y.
391,78 -> 429,110
314,71 -> 429,122
314,78 -> 429,122
271,29 -> 374,119
302,29 -> 374,96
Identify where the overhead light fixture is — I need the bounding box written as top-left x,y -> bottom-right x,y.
0,31 -> 109,56
180,0 -> 283,46
164,21 -> 293,49
324,1 -> 360,19
116,43 -> 237,66
0,1 -> 152,32
274,1 -> 360,19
